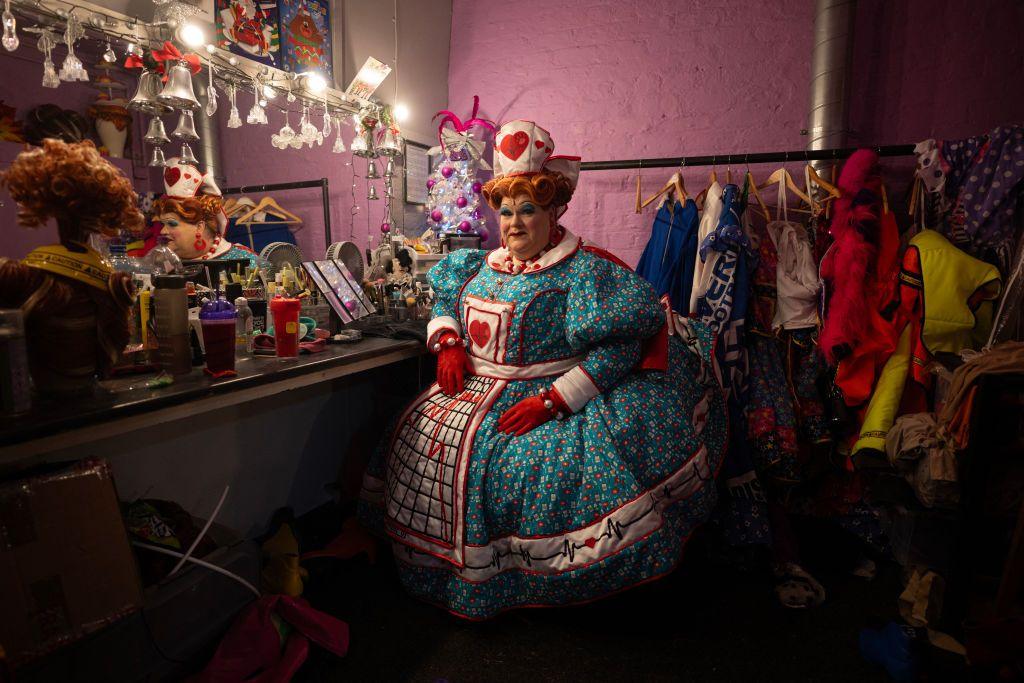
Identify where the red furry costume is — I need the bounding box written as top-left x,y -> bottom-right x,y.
819,149 -> 902,406
0,140 -> 138,394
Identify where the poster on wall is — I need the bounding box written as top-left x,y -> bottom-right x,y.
216,0 -> 281,66
279,0 -> 333,80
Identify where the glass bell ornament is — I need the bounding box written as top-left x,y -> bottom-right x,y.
366,159 -> 381,180
367,184 -> 379,201
179,142 -> 199,166
331,126 -> 346,153
226,83 -> 242,128
247,97 -> 267,125
149,146 -> 167,167
144,116 -> 169,145
3,0 -> 19,52
158,61 -> 200,110
171,109 -> 199,141
102,38 -> 116,63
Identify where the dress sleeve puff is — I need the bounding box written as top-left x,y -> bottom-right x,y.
553,250 -> 664,413
426,248 -> 486,348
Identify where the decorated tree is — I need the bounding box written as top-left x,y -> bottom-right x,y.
426,97 -> 495,242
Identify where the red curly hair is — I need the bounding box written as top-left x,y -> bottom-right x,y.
0,139 -> 143,242
151,195 -> 224,232
482,171 -> 574,211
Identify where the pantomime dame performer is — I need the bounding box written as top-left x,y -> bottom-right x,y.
361,121 -> 727,619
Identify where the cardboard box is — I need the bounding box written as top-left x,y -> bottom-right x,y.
0,460 -> 142,667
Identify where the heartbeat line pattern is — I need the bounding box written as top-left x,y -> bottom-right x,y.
393,388 -> 717,582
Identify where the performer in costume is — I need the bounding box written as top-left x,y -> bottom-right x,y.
152,158 -> 260,269
0,139 -> 139,395
360,120 -> 727,619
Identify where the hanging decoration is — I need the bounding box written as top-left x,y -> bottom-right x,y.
279,0 -> 331,78
331,115 -> 346,153
102,37 -> 116,63
227,82 -> 242,128
425,96 -> 496,238
59,10 -> 88,82
216,0 -> 279,66
35,28 -> 59,88
271,106 -> 298,149
246,76 -> 267,124
321,102 -> 332,137
3,0 -> 19,52
204,60 -> 219,116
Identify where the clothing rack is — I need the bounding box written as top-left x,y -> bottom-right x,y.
578,143 -> 917,171
221,178 -> 332,250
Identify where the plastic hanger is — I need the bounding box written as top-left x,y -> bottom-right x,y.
237,196 -> 303,225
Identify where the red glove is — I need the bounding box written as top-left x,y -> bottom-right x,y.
497,389 -> 570,436
434,332 -> 467,396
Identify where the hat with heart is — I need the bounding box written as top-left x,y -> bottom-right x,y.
492,120 -> 580,192
161,158 -> 228,234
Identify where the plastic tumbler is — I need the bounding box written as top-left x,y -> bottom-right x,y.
270,296 -> 301,357
200,297 -> 237,374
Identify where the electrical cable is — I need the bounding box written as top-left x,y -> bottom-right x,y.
167,484 -> 229,577
131,540 -> 261,597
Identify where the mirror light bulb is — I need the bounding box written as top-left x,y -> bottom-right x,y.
305,72 -> 327,94
394,103 -> 409,122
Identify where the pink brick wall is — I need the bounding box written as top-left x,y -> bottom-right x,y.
449,0 -> 1024,265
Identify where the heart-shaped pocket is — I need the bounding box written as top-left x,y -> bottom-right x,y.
499,131 -> 529,161
164,166 -> 181,187
469,319 -> 492,349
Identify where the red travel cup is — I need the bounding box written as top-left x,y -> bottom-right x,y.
270,296 -> 301,357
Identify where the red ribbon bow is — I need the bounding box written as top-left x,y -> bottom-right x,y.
152,41 -> 202,77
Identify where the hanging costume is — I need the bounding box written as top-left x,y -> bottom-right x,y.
359,121 -> 727,619
636,198 -> 699,313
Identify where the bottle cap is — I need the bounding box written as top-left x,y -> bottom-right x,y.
234,296 -> 248,307
200,296 -> 237,320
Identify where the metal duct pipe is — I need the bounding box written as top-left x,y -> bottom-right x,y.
194,82 -> 225,186
806,0 -> 857,165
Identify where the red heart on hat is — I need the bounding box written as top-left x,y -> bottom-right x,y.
469,319 -> 491,348
164,166 -> 181,187
534,140 -> 544,149
500,131 -> 529,161
184,173 -> 192,180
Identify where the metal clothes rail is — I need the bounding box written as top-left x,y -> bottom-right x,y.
221,178 -> 332,249
578,143 -> 918,171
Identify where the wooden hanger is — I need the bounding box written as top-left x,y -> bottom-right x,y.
223,196 -> 257,218
695,165 -> 719,209
758,166 -> 812,214
744,170 -> 770,221
640,170 -> 688,210
237,196 -> 303,225
634,161 -> 643,214
805,164 -> 841,211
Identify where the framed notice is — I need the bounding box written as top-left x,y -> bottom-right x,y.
404,140 -> 432,205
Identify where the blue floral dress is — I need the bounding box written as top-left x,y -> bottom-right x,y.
360,230 -> 727,619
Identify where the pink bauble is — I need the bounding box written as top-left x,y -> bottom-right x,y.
478,227 -> 489,242
441,166 -> 454,178
426,178 -> 436,190
456,196 -> 468,208
430,209 -> 443,222
344,298 -> 358,311
458,220 -> 472,232
380,222 -> 390,233
471,181 -> 482,193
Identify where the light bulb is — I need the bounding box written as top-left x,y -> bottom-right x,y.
228,56 -> 238,66
205,43 -> 215,54
262,84 -> 276,99
305,72 -> 327,94
394,103 -> 409,122
179,22 -> 205,48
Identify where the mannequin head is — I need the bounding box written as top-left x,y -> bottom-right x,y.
482,171 -> 573,260
151,194 -> 223,260
1,139 -> 143,244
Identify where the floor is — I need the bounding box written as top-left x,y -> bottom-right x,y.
279,507 -> 950,683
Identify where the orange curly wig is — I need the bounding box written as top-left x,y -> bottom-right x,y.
0,139 -> 143,241
151,194 -> 223,231
482,171 -> 574,211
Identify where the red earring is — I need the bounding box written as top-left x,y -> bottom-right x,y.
194,231 -> 207,252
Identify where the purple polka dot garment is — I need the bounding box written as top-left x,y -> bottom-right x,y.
359,246 -> 728,619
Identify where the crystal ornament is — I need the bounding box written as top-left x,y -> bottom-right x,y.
271,108 -> 296,149
226,83 -> 242,128
36,29 -> 59,87
59,12 -> 88,81
102,38 -> 116,63
2,0 -> 18,52
331,124 -> 346,153
204,61 -> 218,116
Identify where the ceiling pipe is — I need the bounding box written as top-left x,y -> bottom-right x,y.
806,0 -> 858,171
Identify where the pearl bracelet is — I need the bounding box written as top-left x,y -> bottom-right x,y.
538,388 -> 565,420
